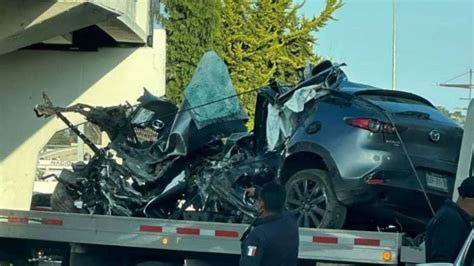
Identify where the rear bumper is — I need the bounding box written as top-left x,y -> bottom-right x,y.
334,169 -> 454,233
333,162 -> 456,214
333,146 -> 457,204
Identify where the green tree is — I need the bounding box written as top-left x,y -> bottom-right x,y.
159,0 -> 343,126
159,0 -> 223,104
219,0 -> 343,126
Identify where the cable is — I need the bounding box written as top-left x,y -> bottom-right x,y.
440,71 -> 470,85
154,86 -> 263,121
153,64 -> 347,122
359,98 -> 437,216
385,111 -> 436,216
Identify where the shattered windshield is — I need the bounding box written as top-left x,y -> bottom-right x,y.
183,51 -> 248,129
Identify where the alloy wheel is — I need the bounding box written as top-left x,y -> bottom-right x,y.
286,177 -> 328,227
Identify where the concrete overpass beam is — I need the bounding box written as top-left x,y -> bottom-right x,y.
0,1 -> 121,56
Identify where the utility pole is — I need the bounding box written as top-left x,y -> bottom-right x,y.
470,69 -> 473,100
439,69 -> 474,110
391,0 -> 397,90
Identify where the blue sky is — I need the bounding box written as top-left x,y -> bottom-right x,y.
300,0 -> 473,111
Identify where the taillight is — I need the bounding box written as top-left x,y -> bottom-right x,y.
346,118 -> 395,134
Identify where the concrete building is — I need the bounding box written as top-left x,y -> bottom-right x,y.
0,0 -> 166,210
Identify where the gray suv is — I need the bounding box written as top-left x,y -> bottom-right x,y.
272,64 -> 463,234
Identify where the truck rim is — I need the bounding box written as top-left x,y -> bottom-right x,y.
286,178 -> 328,227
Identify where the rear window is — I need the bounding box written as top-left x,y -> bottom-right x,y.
359,95 -> 454,124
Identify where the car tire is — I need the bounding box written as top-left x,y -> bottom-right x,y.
50,183 -> 83,213
285,169 -> 346,229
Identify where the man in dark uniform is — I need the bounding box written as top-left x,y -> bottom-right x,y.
425,176 -> 474,262
240,182 -> 299,266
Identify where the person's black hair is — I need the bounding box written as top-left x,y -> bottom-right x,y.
259,182 -> 286,213
458,176 -> 474,198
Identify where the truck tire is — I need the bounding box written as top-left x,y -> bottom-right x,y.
285,169 -> 346,229
31,193 -> 52,208
50,183 -> 83,213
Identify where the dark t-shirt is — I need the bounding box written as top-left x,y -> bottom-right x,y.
240,212 -> 299,266
425,200 -> 472,263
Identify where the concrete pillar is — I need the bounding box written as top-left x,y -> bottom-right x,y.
0,29 -> 166,210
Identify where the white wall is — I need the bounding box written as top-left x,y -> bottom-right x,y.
0,29 -> 166,210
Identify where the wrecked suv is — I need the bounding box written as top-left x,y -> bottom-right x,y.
275,75 -> 462,233
35,52 -> 462,234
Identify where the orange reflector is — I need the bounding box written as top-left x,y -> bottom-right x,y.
383,250 -> 392,261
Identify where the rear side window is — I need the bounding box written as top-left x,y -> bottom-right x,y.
359,94 -> 454,124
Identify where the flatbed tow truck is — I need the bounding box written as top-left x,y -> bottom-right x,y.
1,100 -> 474,266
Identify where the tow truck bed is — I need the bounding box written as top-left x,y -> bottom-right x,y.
0,209 -> 403,264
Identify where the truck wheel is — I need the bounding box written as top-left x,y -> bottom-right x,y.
285,169 -> 346,229
51,183 -> 83,213
31,193 -> 52,208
